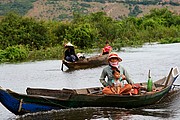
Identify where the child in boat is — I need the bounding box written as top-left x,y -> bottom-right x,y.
111,69 -> 126,94
102,68 -> 133,95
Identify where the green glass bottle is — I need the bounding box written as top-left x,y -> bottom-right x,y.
147,70 -> 153,92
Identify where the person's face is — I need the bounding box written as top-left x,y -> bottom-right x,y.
114,71 -> 120,79
109,58 -> 119,63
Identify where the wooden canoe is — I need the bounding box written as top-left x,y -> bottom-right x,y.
0,67 -> 179,115
62,54 -> 108,70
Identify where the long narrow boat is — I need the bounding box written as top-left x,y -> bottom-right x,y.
61,54 -> 108,70
0,67 -> 179,115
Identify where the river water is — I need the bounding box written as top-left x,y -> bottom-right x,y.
0,43 -> 180,120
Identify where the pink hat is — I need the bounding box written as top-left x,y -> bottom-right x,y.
108,53 -> 122,62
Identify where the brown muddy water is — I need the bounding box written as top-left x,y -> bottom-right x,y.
0,43 -> 180,120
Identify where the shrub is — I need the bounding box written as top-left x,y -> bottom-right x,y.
2,45 -> 29,62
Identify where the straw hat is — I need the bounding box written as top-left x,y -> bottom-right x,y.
108,52 -> 122,62
65,42 -> 74,47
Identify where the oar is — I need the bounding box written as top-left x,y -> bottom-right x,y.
61,46 -> 65,71
164,68 -> 173,88
61,60 -> 64,71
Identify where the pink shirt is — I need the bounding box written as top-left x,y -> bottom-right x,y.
103,45 -> 112,53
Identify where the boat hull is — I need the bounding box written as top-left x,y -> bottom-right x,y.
0,86 -> 171,115
62,54 -> 108,70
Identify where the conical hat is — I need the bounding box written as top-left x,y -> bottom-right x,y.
65,42 -> 74,47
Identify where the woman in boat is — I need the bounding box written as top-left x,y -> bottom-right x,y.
99,52 -> 134,95
64,42 -> 79,62
101,41 -> 112,55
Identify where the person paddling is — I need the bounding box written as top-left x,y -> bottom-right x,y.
64,42 -> 78,62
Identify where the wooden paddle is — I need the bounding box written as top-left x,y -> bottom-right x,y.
61,60 -> 64,71
61,43 -> 66,71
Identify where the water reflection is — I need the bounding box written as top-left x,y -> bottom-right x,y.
15,107 -> 132,120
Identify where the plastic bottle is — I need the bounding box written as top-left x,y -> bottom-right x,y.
147,70 -> 153,92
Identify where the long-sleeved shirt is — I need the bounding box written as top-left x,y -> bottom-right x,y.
64,47 -> 78,61
99,64 -> 134,87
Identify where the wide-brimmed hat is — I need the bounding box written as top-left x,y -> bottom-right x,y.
108,52 -> 122,62
65,42 -> 74,47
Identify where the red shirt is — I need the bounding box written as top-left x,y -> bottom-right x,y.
103,45 -> 112,53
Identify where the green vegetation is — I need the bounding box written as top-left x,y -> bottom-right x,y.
0,45 -> 28,63
0,8 -> 180,64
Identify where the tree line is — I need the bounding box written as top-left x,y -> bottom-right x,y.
0,8 -> 180,63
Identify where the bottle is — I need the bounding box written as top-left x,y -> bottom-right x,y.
147,70 -> 153,92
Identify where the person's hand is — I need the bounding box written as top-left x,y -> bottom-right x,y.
132,84 -> 138,88
102,82 -> 108,87
131,84 -> 135,88
121,74 -> 126,80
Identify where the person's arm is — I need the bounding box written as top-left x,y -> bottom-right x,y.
117,86 -> 121,94
100,48 -> 105,56
109,46 -> 112,53
121,74 -> 126,80
70,48 -> 76,55
111,87 -> 116,94
99,68 -> 108,87
71,48 -> 79,61
121,66 -> 134,84
64,50 -> 68,58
